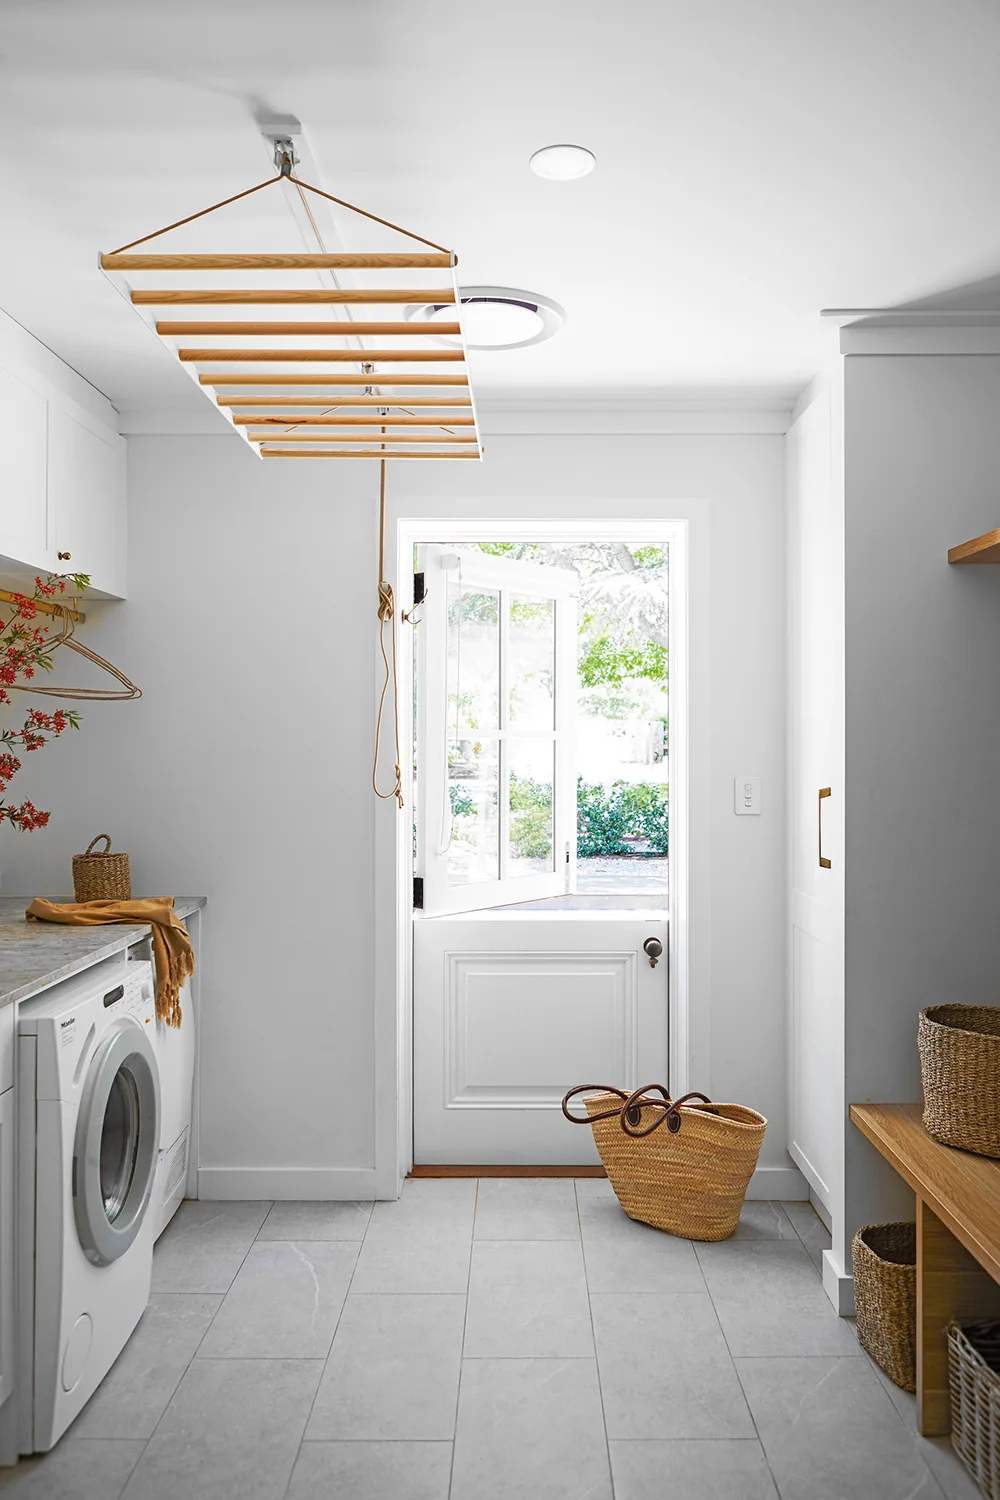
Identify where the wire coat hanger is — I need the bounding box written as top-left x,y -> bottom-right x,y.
18,607 -> 142,701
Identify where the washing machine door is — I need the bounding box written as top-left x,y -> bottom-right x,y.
73,1017 -> 160,1266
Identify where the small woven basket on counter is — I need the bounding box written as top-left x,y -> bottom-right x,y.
72,834 -> 131,902
918,1004 -> 1000,1158
562,1084 -> 767,1242
949,1320 -> 1000,1499
852,1222 -> 917,1391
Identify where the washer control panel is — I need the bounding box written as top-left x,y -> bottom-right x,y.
114,960 -> 156,1026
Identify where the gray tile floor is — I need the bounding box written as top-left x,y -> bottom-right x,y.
0,1183 -> 983,1499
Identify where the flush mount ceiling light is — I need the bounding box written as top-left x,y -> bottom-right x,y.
405,287 -> 566,351
529,144 -> 596,180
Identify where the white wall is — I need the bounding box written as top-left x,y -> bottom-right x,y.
842,354 -> 1000,1241
3,429 -> 796,1196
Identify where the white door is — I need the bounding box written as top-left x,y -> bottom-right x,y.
413,543 -> 669,1165
415,546 -> 578,916
413,912 -> 669,1164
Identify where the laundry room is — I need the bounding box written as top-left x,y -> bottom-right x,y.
3,5 -> 1000,1499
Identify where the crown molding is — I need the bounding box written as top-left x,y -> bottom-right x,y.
117,390 -> 797,438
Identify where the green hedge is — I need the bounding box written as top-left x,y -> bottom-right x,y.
577,777 -> 668,856
450,775 -> 668,859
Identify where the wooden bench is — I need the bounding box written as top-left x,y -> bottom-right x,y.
851,1102 -> 1000,1435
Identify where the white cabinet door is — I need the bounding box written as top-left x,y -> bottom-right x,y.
48,409 -> 126,598
0,365 -> 52,572
414,912 -> 669,1164
787,381 -> 845,1217
0,1089 -> 13,1408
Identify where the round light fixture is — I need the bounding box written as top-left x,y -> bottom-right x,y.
529,144 -> 595,181
406,286 -> 566,351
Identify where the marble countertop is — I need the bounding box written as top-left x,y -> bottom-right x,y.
0,896 -> 206,1009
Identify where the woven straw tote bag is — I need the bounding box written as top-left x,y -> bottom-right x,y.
563,1083 -> 767,1241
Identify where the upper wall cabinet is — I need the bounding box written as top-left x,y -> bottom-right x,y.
47,408 -> 126,598
0,355 -> 125,599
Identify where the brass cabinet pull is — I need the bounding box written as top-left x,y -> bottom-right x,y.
818,787 -> 832,869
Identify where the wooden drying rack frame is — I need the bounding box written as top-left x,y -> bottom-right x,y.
98,177 -> 483,462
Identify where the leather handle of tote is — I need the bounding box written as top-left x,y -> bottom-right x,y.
561,1085 -> 632,1125
619,1087 -> 717,1138
84,834 -> 112,856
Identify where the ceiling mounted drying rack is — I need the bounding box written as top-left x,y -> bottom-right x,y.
99,164 -> 482,462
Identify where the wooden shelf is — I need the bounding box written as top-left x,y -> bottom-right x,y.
948,529 -> 1000,564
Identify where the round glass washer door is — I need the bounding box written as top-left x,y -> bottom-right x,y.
73,1018 -> 159,1266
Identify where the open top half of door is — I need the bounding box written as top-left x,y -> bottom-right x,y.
416,545 -> 579,916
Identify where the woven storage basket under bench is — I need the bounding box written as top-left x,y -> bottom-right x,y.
949,1321 -> 1000,1499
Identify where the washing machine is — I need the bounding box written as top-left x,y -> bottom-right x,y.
17,955 -> 160,1453
127,951 -> 195,1240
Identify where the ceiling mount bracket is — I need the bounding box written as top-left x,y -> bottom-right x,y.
270,137 -> 300,178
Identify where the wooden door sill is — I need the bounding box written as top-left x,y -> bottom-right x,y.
409,1164 -> 607,1178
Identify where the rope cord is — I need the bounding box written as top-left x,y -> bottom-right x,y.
110,175 -> 284,255
372,455 -> 404,808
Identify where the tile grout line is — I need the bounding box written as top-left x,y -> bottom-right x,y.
577,1179 -> 617,1499
693,1207 -> 786,1500
119,1200 -> 276,1494
446,1178 -> 477,1500
275,1200 -> 374,1500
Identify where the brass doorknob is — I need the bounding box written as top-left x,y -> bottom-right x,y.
58,552 -> 71,561
643,937 -> 663,968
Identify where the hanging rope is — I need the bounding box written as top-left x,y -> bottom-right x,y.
372,453 -> 404,808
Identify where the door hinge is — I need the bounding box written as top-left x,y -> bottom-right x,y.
413,876 -> 424,910
413,572 -> 426,606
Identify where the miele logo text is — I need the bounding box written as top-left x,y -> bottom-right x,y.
60,1019 -> 74,1030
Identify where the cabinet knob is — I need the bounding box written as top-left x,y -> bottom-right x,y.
643,936 -> 663,968
58,551 -> 71,561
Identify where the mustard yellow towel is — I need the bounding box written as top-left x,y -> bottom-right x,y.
26,896 -> 193,1028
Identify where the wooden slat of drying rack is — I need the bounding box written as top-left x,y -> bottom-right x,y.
99,248 -> 481,460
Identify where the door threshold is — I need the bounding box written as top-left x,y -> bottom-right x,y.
409,1164 -> 607,1178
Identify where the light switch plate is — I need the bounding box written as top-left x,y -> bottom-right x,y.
735,776 -> 762,815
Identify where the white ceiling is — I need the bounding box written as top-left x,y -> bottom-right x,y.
3,0 -> 1000,415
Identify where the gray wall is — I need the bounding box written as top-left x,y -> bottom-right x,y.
844,354 -> 1000,1237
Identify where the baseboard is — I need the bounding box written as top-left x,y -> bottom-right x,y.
787,1140 -> 831,1209
410,1165 -> 607,1178
822,1247 -> 856,1316
745,1164 -> 809,1200
197,1167 -> 380,1200
809,1187 -> 833,1233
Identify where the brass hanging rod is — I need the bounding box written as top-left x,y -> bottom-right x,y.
0,588 -> 85,623
202,373 -> 469,386
235,414 -> 476,426
218,395 -> 473,407
248,431 -> 478,444
133,289 -> 456,305
179,348 -> 464,363
260,448 -> 478,459
103,252 -> 455,270
158,321 -> 460,337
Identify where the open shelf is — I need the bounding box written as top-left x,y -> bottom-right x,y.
948,528 -> 1000,564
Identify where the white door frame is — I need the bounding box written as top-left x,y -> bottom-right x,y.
373,517 -> 689,1195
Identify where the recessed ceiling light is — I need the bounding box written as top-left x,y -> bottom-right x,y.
406,286 -> 566,351
529,144 -> 595,181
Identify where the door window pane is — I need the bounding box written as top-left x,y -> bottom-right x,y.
508,739 -> 554,876
508,595 -> 555,729
447,583 -> 499,733
100,1065 -> 140,1223
447,735 -> 499,885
